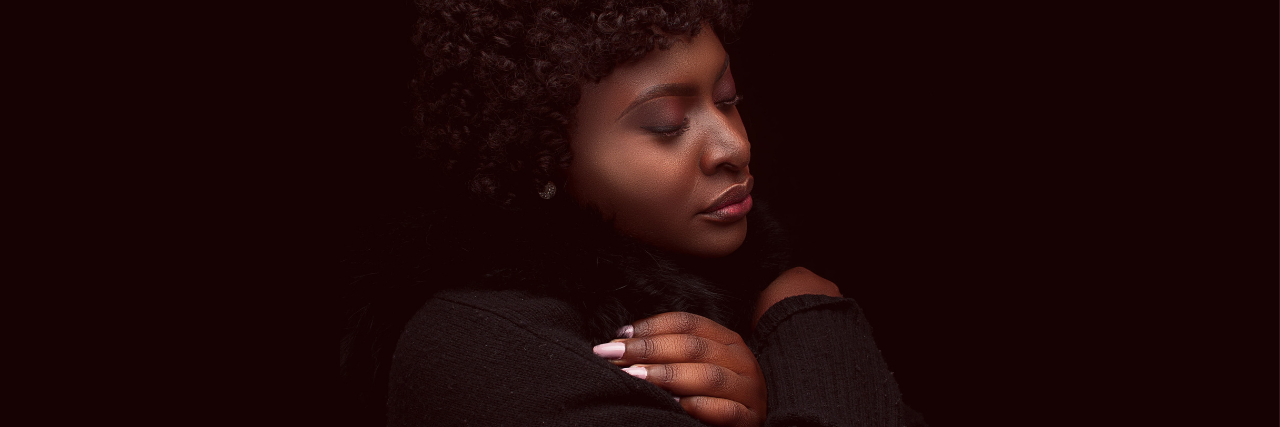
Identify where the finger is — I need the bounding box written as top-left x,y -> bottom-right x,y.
677,395 -> 760,427
602,334 -> 737,366
629,363 -> 750,399
628,312 -> 741,345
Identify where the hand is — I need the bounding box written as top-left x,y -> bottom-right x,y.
593,312 -> 766,427
752,267 -> 842,330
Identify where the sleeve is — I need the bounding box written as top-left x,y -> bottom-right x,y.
388,292 -> 926,427
749,294 -> 929,427
386,295 -> 709,427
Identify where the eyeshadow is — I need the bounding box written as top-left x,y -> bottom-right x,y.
713,65 -> 737,103
631,98 -> 686,128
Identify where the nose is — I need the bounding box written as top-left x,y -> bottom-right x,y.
699,112 -> 750,175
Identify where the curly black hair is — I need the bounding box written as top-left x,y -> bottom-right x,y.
412,0 -> 750,209
340,2 -> 751,425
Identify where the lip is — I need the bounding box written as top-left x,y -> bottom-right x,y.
700,176 -> 754,222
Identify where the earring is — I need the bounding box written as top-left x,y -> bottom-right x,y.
539,182 -> 557,199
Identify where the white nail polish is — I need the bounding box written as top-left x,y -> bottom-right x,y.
621,366 -> 647,379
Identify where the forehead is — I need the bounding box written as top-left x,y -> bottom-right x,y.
579,26 -> 726,105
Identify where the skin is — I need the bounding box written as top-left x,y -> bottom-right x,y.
607,312 -> 768,426
752,267 -> 842,330
598,267 -> 842,427
567,24 -> 751,259
572,24 -> 844,427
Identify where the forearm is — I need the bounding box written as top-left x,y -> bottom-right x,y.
750,294 -> 925,427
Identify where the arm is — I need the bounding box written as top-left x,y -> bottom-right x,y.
387,291 -> 714,427
748,267 -> 929,427
586,267 -> 925,427
388,286 -> 924,427
752,266 -> 842,330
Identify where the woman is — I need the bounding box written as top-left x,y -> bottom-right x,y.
340,1 -> 926,426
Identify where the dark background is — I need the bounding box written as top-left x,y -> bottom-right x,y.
317,1 -> 1276,425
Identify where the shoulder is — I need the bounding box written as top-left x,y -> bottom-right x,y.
388,288 -> 689,426
394,288 -> 589,356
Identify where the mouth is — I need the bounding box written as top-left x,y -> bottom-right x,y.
700,176 -> 754,222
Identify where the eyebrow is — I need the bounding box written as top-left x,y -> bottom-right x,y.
616,54 -> 732,120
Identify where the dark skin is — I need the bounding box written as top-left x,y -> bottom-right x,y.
602,267 -> 842,427
571,24 -> 845,427
567,24 -> 751,259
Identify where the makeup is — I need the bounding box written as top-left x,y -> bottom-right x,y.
700,176 -> 754,223
566,24 -> 752,257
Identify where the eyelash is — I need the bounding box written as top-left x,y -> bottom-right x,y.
644,94 -> 742,138
716,94 -> 744,108
645,118 -> 691,138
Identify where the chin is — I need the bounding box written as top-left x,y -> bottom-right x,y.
676,219 -> 749,258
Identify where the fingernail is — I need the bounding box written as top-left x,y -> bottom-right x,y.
621,366 -> 647,379
592,342 -> 625,359
673,396 -> 681,402
616,325 -> 634,338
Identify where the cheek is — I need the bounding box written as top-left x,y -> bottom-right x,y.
574,147 -> 696,233
617,162 -> 693,219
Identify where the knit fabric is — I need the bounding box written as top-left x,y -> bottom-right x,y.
388,289 -> 928,426
751,294 -> 927,427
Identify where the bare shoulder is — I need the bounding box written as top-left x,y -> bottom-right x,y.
753,267 -> 843,329
768,267 -> 842,298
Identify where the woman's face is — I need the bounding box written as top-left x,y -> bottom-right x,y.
567,25 -> 751,258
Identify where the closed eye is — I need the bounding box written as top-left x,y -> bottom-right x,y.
715,94 -> 743,108
643,118 -> 691,138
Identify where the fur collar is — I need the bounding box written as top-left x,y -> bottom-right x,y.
417,197 -> 795,342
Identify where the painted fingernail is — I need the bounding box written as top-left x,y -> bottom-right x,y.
673,396 -> 681,402
621,366 -> 647,379
592,342 -> 625,359
616,325 -> 634,338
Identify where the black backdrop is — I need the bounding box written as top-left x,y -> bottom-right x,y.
320,1 -> 1277,425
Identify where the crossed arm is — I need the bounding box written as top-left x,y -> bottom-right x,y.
591,267 -> 843,427
388,267 -> 901,427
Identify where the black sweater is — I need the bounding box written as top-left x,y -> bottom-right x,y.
365,200 -> 926,426
387,290 -> 925,426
